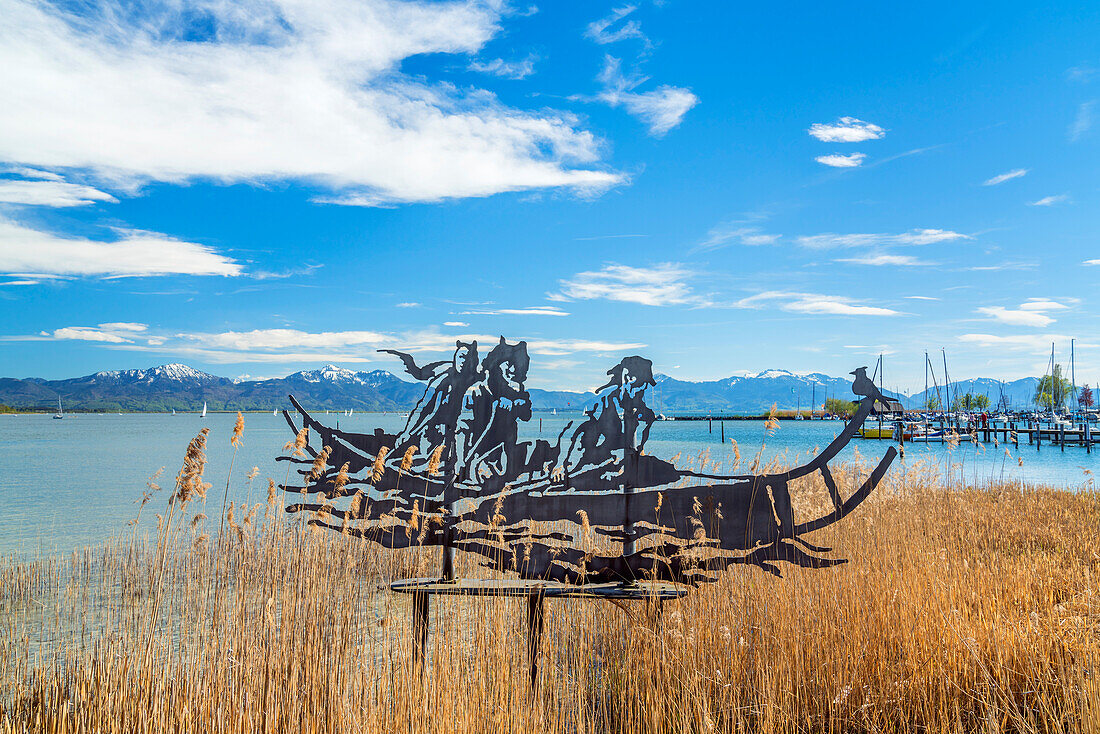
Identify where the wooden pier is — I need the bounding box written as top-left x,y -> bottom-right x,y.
866,418 -> 1099,453
677,414 -> 1099,453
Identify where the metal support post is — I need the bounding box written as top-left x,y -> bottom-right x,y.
527,592 -> 545,693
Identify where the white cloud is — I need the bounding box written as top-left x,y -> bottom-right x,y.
98,322 -> 148,332
585,6 -> 646,45
905,295 -> 939,300
0,179 -> 118,207
837,253 -> 926,266
959,333 -> 1072,351
468,55 -> 537,80
976,306 -> 1053,328
52,323 -> 149,343
190,329 -> 390,352
1028,194 -> 1069,207
555,263 -> 697,306
1069,101 -> 1095,141
2,166 -> 63,181
21,325 -> 646,364
982,168 -> 1028,186
734,291 -> 899,316
894,228 -> 968,245
796,229 -> 968,249
0,216 -> 242,278
815,153 -> 866,168
0,0 -> 621,206
442,321 -> 468,327
459,306 -> 569,317
976,299 -> 1068,328
807,117 -> 885,143
395,302 -> 421,308
1018,298 -> 1070,312
594,56 -> 697,137
1084,259 -> 1100,266
694,224 -> 779,253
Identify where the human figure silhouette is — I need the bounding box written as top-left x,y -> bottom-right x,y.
384,341 -> 480,465
455,338 -> 532,484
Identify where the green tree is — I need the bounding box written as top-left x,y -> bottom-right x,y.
973,393 -> 990,410
825,397 -> 857,417
1035,364 -> 1073,409
922,396 -> 941,411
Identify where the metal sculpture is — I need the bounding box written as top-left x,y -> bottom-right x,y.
278,338 -> 897,584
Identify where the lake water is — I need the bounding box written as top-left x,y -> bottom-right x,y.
1,411 -> 1095,555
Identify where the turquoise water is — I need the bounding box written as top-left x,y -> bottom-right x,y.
1,412 -> 1095,555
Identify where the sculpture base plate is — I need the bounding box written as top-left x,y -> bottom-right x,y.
389,577 -> 690,600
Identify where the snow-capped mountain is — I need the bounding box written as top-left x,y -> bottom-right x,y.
91,363 -> 222,385
0,362 -> 1019,413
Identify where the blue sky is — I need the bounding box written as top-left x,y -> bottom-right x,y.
1,0 -> 1098,394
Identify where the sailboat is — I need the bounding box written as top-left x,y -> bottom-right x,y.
172,409 -> 176,416
201,402 -> 207,418
53,395 -> 63,420
273,408 -> 278,416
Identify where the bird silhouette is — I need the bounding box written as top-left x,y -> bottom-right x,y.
849,367 -> 883,400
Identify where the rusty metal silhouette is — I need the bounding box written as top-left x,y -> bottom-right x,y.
278,338 -> 897,584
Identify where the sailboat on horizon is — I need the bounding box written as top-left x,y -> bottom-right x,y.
52,395 -> 63,420
201,401 -> 207,418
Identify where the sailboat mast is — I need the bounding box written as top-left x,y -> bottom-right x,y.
1072,338 -> 1077,408
942,349 -> 950,412
924,351 -> 928,410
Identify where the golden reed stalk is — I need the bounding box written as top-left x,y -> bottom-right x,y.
1,440 -> 1097,733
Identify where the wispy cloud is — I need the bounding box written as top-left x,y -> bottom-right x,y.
395,302 -> 421,308
467,55 -> 537,80
1028,194 -> 1070,207
1067,65 -> 1097,83
693,223 -> 779,253
836,253 -> 928,266
0,178 -> 118,207
585,6 -> 647,45
459,306 -> 569,317
1069,101 -> 1095,141
1084,259 -> 1100,266
815,153 -> 865,168
905,295 -> 939,301
958,333 -> 1072,351
982,168 -> 1028,186
0,216 -> 241,280
734,291 -> 900,316
796,229 -> 968,249
0,0 -> 620,206
442,321 -> 468,327
593,57 -> 698,136
808,117 -> 885,143
553,263 -> 697,306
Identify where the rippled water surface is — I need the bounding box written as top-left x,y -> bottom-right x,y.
1,411 -> 1094,554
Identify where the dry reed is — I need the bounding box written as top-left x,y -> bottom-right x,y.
0,431 -> 1097,733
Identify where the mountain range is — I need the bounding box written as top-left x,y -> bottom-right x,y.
0,363 -> 1046,414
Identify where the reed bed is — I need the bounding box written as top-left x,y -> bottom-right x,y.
1,421 -> 1097,733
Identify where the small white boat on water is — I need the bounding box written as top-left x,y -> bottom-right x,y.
53,396 -> 63,420
273,408 -> 278,416
201,402 -> 207,418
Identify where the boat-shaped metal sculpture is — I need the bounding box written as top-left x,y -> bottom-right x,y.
278,338 -> 896,584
